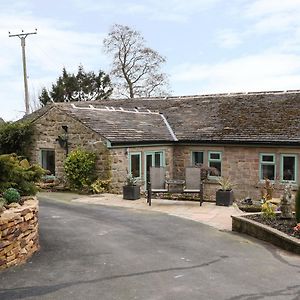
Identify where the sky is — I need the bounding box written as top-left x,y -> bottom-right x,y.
1,0 -> 300,121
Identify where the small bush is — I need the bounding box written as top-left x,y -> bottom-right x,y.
261,201 -> 276,220
91,178 -> 111,194
3,188 -> 20,204
0,154 -> 45,196
64,148 -> 96,191
295,186 -> 300,223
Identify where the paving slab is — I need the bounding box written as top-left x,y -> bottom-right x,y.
38,192 -> 242,231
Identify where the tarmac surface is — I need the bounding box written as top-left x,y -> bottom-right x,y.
0,193 -> 299,300
40,192 -> 243,231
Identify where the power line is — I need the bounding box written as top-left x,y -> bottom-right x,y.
9,29 -> 37,115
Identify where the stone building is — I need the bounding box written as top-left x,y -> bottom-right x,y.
26,90 -> 300,200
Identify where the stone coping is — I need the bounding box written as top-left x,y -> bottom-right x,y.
232,214 -> 300,255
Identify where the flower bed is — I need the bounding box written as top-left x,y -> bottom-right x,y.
232,213 -> 300,255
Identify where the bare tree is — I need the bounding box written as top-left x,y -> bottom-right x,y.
103,24 -> 170,98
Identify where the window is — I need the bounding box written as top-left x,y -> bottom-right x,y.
191,151 -> 204,166
41,149 -> 55,175
281,154 -> 297,182
208,151 -> 222,177
129,152 -> 141,178
260,154 -> 275,180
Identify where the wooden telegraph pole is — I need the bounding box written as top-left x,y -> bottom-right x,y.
9,29 -> 37,115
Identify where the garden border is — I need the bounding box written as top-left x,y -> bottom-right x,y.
232,214 -> 300,255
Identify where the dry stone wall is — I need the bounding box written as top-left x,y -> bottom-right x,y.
0,198 -> 39,270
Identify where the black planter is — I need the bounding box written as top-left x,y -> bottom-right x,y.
123,185 -> 140,200
216,190 -> 233,206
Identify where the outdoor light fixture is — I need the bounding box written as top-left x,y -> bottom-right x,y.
56,125 -> 69,156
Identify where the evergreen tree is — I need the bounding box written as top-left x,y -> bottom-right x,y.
39,65 -> 113,106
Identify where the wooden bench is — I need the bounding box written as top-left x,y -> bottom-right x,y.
147,166 -> 203,206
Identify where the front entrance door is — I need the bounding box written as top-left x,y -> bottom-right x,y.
145,151 -> 164,188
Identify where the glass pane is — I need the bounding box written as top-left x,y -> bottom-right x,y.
41,150 -> 55,175
283,156 -> 295,181
192,152 -> 203,165
210,152 -> 220,160
209,161 -> 221,176
262,164 -> 275,180
146,155 -> 152,172
130,154 -> 140,178
262,155 -> 274,162
154,152 -> 161,167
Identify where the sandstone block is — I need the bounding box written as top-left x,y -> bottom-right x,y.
24,213 -> 34,221
6,253 -> 16,262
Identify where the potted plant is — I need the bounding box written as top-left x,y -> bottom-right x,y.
123,173 -> 140,200
216,177 -> 234,206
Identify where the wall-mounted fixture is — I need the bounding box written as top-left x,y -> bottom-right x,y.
56,125 -> 69,156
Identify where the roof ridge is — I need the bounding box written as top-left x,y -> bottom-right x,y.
100,89 -> 300,102
70,103 -> 160,115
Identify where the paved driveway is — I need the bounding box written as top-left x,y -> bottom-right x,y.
0,196 -> 299,300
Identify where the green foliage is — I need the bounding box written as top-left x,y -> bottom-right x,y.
3,188 -> 20,204
125,173 -> 138,186
91,178 -> 111,194
39,65 -> 113,106
217,177 -> 233,191
261,201 -> 276,220
295,186 -> 300,223
0,154 -> 45,196
0,121 -> 33,156
64,148 -> 97,191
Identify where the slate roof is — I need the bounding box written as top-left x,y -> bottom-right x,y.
94,90 -> 300,145
58,104 -> 176,143
27,90 -> 300,145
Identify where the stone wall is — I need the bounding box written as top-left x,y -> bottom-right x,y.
29,107 -> 111,182
0,198 -> 39,270
109,146 -> 174,193
173,145 -> 300,201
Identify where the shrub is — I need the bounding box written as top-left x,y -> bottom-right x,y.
91,178 -> 111,194
0,121 -> 33,156
295,186 -> 300,223
0,154 -> 45,196
64,148 -> 96,190
3,188 -> 21,204
261,201 -> 276,220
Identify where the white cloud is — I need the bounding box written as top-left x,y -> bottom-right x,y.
215,29 -> 242,49
244,0 -> 300,34
74,0 -> 221,22
172,52 -> 300,94
245,0 -> 300,18
0,11 -> 107,121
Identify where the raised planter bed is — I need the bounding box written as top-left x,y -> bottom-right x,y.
232,214 -> 300,255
